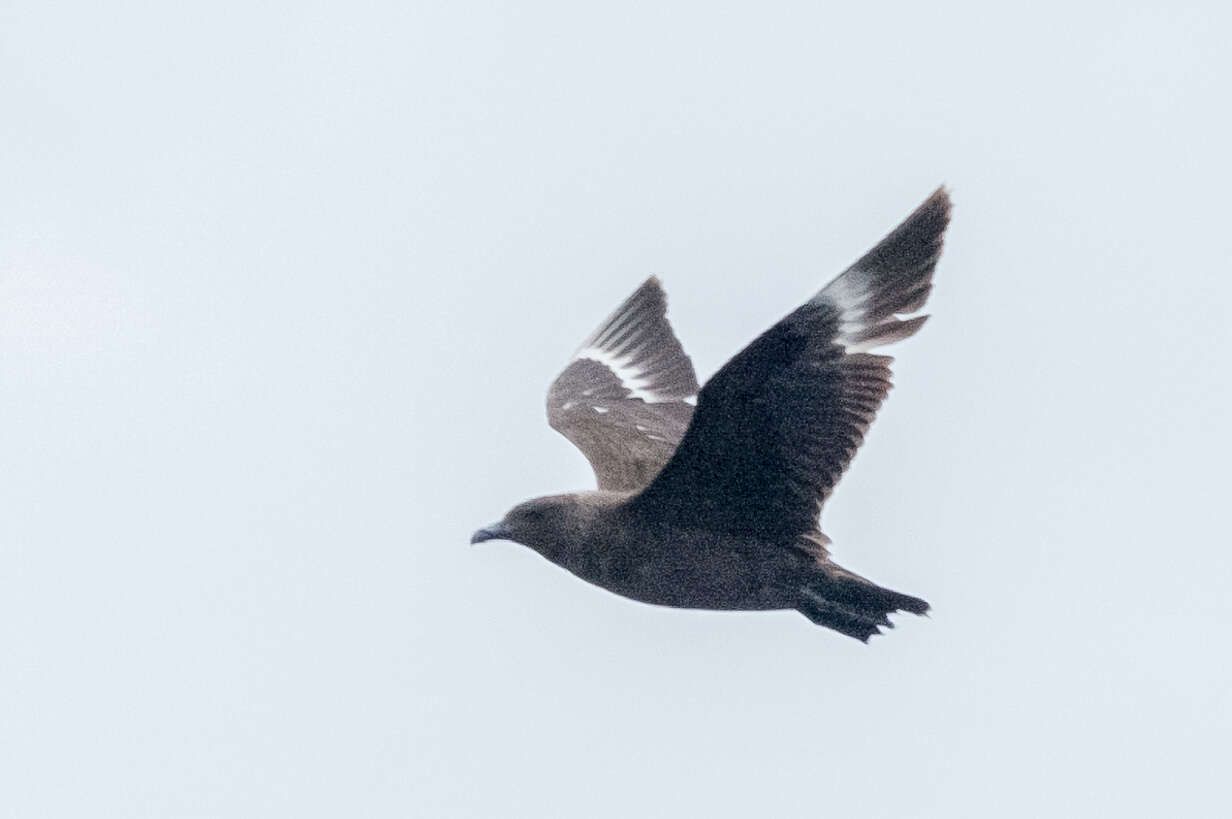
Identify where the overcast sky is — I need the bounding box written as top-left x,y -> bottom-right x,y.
3,1 -> 1229,816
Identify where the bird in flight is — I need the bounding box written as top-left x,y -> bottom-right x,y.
472,188 -> 950,641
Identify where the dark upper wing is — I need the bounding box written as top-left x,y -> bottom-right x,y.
547,276 -> 699,491
630,188 -> 951,541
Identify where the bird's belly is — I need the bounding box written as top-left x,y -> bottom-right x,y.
566,542 -> 795,612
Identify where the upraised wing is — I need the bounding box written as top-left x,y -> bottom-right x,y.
547,277 -> 699,491
630,188 -> 951,541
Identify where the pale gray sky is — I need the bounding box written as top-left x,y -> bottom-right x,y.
2,1 -> 1229,816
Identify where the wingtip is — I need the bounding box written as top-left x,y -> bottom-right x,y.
637,274 -> 667,300
909,184 -> 953,233
925,184 -> 951,213
927,187 -> 952,241
833,185 -> 952,306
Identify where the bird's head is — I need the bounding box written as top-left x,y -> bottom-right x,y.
470,495 -> 586,558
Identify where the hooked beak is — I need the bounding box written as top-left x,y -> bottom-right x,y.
470,522 -> 511,544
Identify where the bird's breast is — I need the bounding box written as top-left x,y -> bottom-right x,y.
558,528 -> 797,612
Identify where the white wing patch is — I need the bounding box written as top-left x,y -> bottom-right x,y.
814,269 -> 925,355
576,346 -> 668,403
815,271 -> 876,353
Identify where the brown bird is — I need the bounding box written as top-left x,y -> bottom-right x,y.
472,188 -> 950,641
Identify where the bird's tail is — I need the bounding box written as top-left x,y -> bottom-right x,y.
795,563 -> 929,642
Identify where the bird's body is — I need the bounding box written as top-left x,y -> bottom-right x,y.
473,188 -> 950,641
509,490 -> 801,612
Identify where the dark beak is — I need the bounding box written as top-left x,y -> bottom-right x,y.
470,522 -> 511,544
